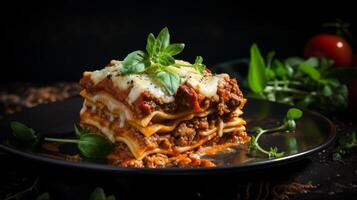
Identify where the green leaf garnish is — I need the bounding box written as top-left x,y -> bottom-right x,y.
121,50 -> 149,75
247,43 -> 354,112
164,43 -> 185,56
150,68 -> 181,95
191,56 -> 206,74
36,192 -> 50,200
10,121 -> 38,142
333,131 -> 357,161
298,63 -> 321,81
286,108 -> 303,120
11,121 -> 113,159
89,187 -> 106,200
249,108 -> 303,158
248,43 -> 267,93
78,134 -> 113,159
89,187 -> 116,200
121,27 -> 205,94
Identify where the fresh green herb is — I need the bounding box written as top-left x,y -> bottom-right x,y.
121,50 -> 148,74
333,131 -> 357,161
150,68 -> 180,95
249,108 -> 303,158
35,192 -> 50,200
247,44 -> 267,93
121,27 -> 206,95
89,187 -> 116,200
247,44 -> 357,112
11,122 -> 112,159
10,121 -> 39,142
191,56 -> 206,74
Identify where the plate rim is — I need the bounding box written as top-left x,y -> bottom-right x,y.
0,97 -> 336,175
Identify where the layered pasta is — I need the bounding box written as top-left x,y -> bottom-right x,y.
79,60 -> 249,167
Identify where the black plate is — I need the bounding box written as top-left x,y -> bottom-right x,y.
0,97 -> 335,175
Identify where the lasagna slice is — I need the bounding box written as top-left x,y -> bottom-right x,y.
79,60 -> 249,167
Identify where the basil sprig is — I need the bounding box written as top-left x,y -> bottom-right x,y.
247,44 -> 357,112
11,122 -> 112,159
121,27 -> 206,95
249,108 -> 303,158
89,187 -> 116,200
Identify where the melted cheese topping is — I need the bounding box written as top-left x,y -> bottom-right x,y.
84,60 -> 228,104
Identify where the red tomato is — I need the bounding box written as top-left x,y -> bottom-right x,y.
304,34 -> 353,67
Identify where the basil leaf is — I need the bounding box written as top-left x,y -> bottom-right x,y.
286,108 -> 303,120
298,63 -> 321,81
164,43 -> 185,56
322,85 -> 333,97
303,57 -> 319,67
155,27 -> 170,53
106,196 -> 116,200
265,68 -> 276,80
192,56 -> 206,74
36,192 -> 50,200
10,121 -> 38,141
89,187 -> 106,200
273,59 -> 288,78
78,134 -> 112,159
248,44 -> 267,93
122,50 -> 148,75
157,53 -> 175,66
284,57 -> 304,67
151,69 -> 180,95
146,33 -> 156,57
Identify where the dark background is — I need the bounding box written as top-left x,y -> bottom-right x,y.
1,0 -> 356,83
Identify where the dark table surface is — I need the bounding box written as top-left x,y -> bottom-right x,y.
0,83 -> 356,200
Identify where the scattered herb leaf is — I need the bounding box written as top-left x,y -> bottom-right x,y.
249,108 -> 303,158
10,122 -> 112,159
11,121 -> 38,142
333,131 -> 357,161
36,192 -> 50,200
247,44 -> 355,112
248,44 -> 267,93
78,134 -> 113,159
89,187 -> 116,200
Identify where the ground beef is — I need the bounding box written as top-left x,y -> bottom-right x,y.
216,77 -> 244,115
193,117 -> 209,130
173,123 -> 197,146
143,134 -> 159,150
144,154 -> 169,168
157,136 -> 172,150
